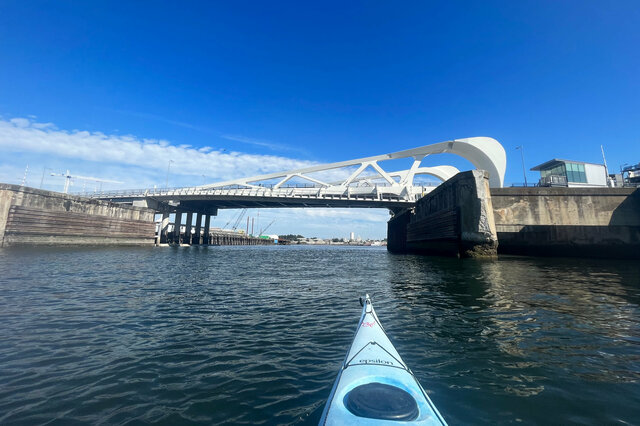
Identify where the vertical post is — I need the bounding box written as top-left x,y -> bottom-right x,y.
516,146 -> 527,187
160,212 -> 170,244
195,213 -> 203,245
185,212 -> 193,245
155,213 -> 166,245
204,215 -> 211,244
601,145 -> 611,186
154,213 -> 160,246
174,212 -> 182,245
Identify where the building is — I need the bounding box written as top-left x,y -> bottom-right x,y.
622,163 -> 640,186
531,159 -> 607,187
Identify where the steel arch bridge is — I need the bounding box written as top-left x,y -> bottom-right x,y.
93,137 -> 506,214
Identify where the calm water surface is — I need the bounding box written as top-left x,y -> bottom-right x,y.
0,245 -> 639,425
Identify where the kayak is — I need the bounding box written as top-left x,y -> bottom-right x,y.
319,295 -> 447,425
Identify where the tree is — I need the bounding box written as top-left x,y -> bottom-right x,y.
279,234 -> 304,241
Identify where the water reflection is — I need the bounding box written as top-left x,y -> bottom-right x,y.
386,254 -> 640,423
0,247 -> 638,425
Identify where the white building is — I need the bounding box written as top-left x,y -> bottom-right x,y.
531,159 -> 607,187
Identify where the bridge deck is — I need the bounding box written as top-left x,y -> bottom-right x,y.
89,185 -> 433,210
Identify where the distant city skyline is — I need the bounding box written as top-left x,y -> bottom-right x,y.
1,2 -> 638,238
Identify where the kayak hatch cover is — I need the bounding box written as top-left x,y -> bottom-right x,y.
319,294 -> 447,425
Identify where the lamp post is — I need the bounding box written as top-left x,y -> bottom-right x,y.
515,146 -> 527,187
165,160 -> 174,189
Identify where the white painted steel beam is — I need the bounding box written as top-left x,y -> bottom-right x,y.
94,137 -> 505,208
198,136 -> 506,192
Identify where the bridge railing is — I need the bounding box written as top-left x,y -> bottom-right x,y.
86,182 -> 439,202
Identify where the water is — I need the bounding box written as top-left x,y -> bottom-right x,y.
0,245 -> 639,425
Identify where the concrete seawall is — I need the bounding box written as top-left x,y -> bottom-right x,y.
387,173 -> 640,259
491,187 -> 640,258
0,184 -> 156,246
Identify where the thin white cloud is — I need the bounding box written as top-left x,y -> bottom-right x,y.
0,117 -> 391,239
221,134 -> 308,155
104,108 -> 216,134
30,122 -> 55,129
9,118 -> 30,128
0,117 -> 315,183
105,108 -> 308,156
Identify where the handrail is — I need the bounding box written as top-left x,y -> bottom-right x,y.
83,183 -> 437,204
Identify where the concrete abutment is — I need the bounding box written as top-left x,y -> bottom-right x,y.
388,170 -> 498,258
387,172 -> 640,259
0,184 -> 156,246
491,186 -> 640,259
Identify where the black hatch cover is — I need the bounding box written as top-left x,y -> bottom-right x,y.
344,382 -> 419,421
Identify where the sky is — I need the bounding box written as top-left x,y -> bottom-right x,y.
1,1 -> 639,239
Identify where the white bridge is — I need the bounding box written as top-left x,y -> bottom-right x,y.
93,137 -> 506,214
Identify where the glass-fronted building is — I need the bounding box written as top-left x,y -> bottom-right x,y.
531,159 -> 607,187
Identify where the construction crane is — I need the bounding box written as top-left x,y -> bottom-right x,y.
231,209 -> 248,231
223,208 -> 248,231
259,219 -> 276,237
50,170 -> 123,193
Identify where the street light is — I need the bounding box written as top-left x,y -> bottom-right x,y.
515,146 -> 528,187
165,160 -> 174,189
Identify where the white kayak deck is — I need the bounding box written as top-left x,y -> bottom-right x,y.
320,296 -> 447,425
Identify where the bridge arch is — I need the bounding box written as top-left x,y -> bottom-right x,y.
199,136 -> 506,190
96,137 -> 506,211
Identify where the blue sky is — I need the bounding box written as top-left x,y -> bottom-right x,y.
1,1 -> 639,238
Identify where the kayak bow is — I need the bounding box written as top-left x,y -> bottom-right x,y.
320,295 -> 447,425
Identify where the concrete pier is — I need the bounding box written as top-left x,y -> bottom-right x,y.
158,212 -> 170,244
0,184 -> 155,246
185,212 -> 193,245
174,212 -> 182,245
386,209 -> 411,254
203,215 -> 211,244
387,172 -> 640,259
389,170 -> 498,258
195,213 -> 203,245
167,226 -> 274,246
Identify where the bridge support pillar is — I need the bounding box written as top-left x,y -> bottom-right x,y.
174,212 -> 182,245
203,215 -> 211,244
195,213 -> 203,245
390,170 -> 498,258
158,212 -> 169,245
185,212 -> 193,245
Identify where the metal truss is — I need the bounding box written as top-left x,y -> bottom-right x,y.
199,136 -> 505,196
94,137 -> 505,208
